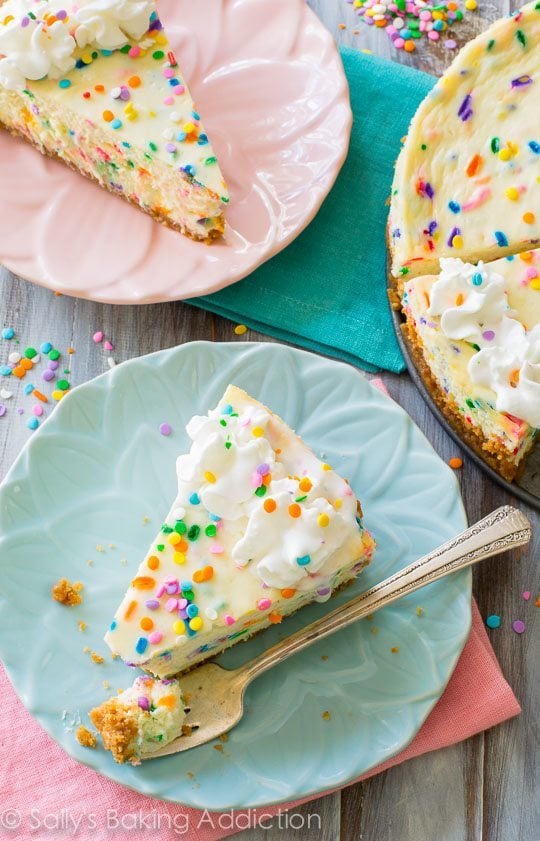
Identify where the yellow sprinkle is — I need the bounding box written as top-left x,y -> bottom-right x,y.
81,53 -> 93,65
252,427 -> 264,438
155,33 -> 168,44
321,463 -> 332,471
530,279 -> 540,291
452,235 -> 463,249
173,620 -> 186,635
189,617 -> 203,631
464,0 -> 477,9
183,122 -> 196,134
318,513 -> 330,528
204,471 -> 216,483
498,148 -> 511,162
520,252 -> 533,263
334,498 -> 343,509
2,15 -> 14,24
508,141 -> 519,157
505,187 -> 519,201
52,390 -> 65,401
168,532 -> 182,546
416,607 -> 424,617
234,324 -> 248,335
173,551 -> 186,565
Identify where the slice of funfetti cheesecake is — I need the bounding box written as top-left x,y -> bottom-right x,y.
105,386 -> 375,678
389,2 -> 540,280
0,0 -> 228,240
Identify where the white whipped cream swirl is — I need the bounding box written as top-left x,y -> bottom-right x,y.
429,258 -> 540,427
0,0 -> 153,89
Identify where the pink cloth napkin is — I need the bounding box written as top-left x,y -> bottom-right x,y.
0,379 -> 520,841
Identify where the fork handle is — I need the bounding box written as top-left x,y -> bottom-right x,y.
240,506 -> 531,683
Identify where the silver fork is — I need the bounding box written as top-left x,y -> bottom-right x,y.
146,505 -> 531,758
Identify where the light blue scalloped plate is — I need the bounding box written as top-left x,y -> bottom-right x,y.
0,342 -> 470,810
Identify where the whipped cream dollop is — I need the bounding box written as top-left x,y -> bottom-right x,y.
429,258 -> 540,427
0,0 -> 153,89
176,401 -> 360,590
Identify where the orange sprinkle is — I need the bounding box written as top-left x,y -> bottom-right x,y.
448,457 -> 463,469
131,576 -> 155,590
281,588 -> 296,599
124,600 -> 137,620
519,251 -> 533,263
288,503 -> 301,518
262,472 -> 272,486
20,358 -> 33,370
455,293 -> 464,306
535,596 -> 540,607
510,369 -> 520,387
128,75 -> 141,87
268,612 -> 283,624
423,291 -> 431,308
404,40 -> 415,52
157,695 -> 177,709
94,84 -> 105,93
102,110 -> 114,122
523,212 -> 535,224
147,555 -> 160,570
298,477 -> 312,493
466,154 -> 484,177
33,390 -> 48,403
140,617 -> 154,631
67,347 -> 75,354
12,366 -> 25,378
391,646 -> 399,653
263,498 -> 277,513
202,565 -> 214,581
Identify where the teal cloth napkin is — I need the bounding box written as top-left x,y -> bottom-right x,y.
188,49 -> 435,373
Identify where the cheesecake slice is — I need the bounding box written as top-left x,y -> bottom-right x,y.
105,385 -> 375,678
90,676 -> 185,764
389,2 -> 540,280
0,0 -> 228,240
402,255 -> 540,481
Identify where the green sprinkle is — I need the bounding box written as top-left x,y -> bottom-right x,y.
127,160 -> 135,168
24,347 -> 37,359
205,524 -> 217,537
48,349 -> 60,361
399,267 -> 410,276
153,50 -> 165,60
57,379 -> 70,391
174,520 -> 187,535
420,144 -> 427,151
469,343 -> 481,352
487,39 -> 495,51
295,495 -> 308,503
219,419 -> 227,427
465,398 -> 475,410
490,137 -> 500,153
161,525 -> 173,534
120,44 -> 131,53
516,29 -> 526,47
255,485 -> 267,498
188,525 -> 201,541
222,196 -> 230,203
156,544 -> 165,552
225,441 -> 232,450
148,141 -> 158,152
205,156 -> 217,165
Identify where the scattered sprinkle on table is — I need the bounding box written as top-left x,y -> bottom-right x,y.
159,422 -> 172,436
486,614 -> 501,629
522,591 -> 530,601
1,327 -> 15,340
449,457 -> 463,469
511,619 -> 526,634
234,324 -> 248,335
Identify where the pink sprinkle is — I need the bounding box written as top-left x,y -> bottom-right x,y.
526,267 -> 538,280
250,472 -> 263,488
163,96 -> 174,105
93,331 -> 104,343
155,584 -> 166,598
174,86 -> 185,95
462,188 -> 492,212
344,485 -> 353,496
224,615 -> 235,626
210,543 -> 224,554
164,576 -> 178,584
32,404 -> 43,416
240,417 -> 251,427
394,38 -> 405,49
159,423 -> 172,436
163,68 -> 174,78
522,591 -> 531,600
165,598 -> 178,612
257,598 -> 272,610
149,631 -> 163,645
104,340 -> 114,351
178,598 -> 188,609
512,619 -> 526,634
128,45 -> 141,58
428,30 -> 439,41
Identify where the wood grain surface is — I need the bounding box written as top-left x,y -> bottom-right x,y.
0,2 -> 537,840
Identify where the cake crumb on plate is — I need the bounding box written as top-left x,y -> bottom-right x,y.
76,725 -> 97,749
51,578 -> 83,606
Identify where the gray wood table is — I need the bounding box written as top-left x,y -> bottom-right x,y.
0,2 -> 537,840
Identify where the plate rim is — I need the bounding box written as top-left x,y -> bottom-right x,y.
0,341 -> 472,809
0,2 -> 352,305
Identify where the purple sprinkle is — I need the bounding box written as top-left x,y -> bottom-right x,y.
165,142 -> 177,153
0,405 -> 6,417
425,182 -> 434,200
166,582 -> 179,595
317,587 -> 331,596
447,226 -> 461,247
458,94 -> 473,122
31,105 -> 39,116
482,330 -> 495,341
145,599 -> 160,610
21,16 -> 29,27
16,407 -> 24,415
159,422 -> 172,436
120,87 -> 130,101
257,463 -> 270,475
162,679 -> 175,685
427,220 -> 438,236
149,17 -> 163,31
48,360 -> 59,371
42,369 -> 55,382
178,608 -> 188,620
56,9 -> 67,20
138,675 -> 153,683
512,619 -> 526,634
444,39 -> 457,49
511,75 -> 533,88
137,696 -> 150,711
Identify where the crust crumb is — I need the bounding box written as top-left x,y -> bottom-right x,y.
322,710 -> 331,721
89,700 -> 138,764
76,725 -> 97,749
52,578 -> 83,606
91,652 -> 105,664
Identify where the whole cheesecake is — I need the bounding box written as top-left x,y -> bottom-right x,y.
105,386 -> 375,678
0,0 -> 228,240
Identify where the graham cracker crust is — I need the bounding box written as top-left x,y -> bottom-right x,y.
0,121 -> 225,243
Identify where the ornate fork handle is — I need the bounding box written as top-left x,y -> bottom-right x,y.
240,506 -> 531,683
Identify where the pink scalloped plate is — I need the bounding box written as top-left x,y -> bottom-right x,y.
0,0 -> 351,304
